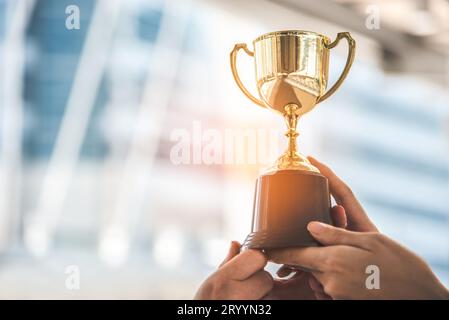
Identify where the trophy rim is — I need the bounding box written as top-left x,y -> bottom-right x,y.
253,30 -> 330,43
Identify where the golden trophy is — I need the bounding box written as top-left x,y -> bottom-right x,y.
230,30 -> 355,249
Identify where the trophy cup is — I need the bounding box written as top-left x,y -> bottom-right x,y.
230,30 -> 355,249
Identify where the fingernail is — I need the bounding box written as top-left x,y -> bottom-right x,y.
307,221 -> 329,234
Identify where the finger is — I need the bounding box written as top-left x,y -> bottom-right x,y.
330,205 -> 347,228
307,156 -> 377,232
268,247 -> 328,271
307,275 -> 324,294
222,249 -> 267,280
219,241 -> 241,268
315,291 -> 332,300
237,270 -> 273,300
307,274 -> 333,300
270,273 -> 317,300
307,221 -> 372,251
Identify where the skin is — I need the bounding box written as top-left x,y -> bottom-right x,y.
266,154 -> 377,300
264,205 -> 347,300
194,155 -> 350,300
195,205 -> 348,300
269,156 -> 449,300
194,241 -> 273,300
196,155 -> 449,299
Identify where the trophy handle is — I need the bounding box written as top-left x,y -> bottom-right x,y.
318,32 -> 356,103
230,43 -> 266,108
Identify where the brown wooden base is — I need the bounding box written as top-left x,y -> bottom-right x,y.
243,170 -> 331,250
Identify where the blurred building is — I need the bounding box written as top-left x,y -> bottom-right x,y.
0,0 -> 448,298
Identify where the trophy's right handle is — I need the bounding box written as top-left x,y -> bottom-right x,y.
230,43 -> 266,108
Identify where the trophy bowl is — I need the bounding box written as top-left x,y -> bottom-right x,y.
254,30 -> 331,116
230,30 -> 355,250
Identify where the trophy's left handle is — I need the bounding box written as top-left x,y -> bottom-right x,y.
318,32 -> 356,103
230,43 -> 266,108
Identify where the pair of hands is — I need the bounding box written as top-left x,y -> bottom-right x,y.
195,157 -> 449,300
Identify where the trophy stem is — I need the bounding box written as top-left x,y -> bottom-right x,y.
284,104 -> 300,158
268,103 -> 318,172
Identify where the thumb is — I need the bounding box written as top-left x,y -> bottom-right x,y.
307,222 -> 370,249
219,241 -> 241,268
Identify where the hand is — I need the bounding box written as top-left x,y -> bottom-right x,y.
265,205 -> 347,300
270,222 -> 449,299
269,157 -> 449,299
263,270 -> 316,300
267,155 -> 379,300
194,241 -> 273,300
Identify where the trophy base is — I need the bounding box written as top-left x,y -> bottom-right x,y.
243,170 -> 331,250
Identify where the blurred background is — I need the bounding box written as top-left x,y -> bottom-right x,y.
0,0 -> 448,299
